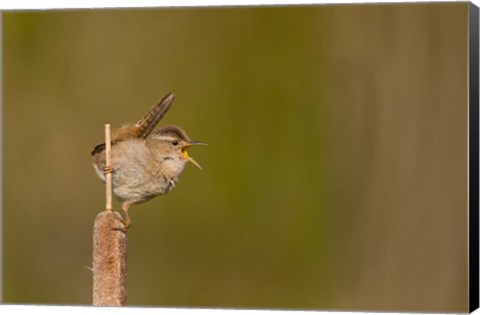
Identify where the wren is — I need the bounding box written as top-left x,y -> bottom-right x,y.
91,92 -> 205,229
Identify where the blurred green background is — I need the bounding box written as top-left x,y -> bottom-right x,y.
2,3 -> 469,312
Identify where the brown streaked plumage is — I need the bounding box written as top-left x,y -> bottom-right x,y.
91,92 -> 175,156
91,92 -> 206,229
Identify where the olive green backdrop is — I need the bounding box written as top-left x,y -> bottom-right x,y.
2,3 -> 469,312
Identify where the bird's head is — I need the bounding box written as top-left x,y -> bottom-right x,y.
149,125 -> 206,169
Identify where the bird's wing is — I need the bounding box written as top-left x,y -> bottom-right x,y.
90,92 -> 175,156
91,142 -> 107,156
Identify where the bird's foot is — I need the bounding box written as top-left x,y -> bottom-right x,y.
104,165 -> 116,174
112,212 -> 131,232
121,217 -> 131,230
112,221 -> 130,233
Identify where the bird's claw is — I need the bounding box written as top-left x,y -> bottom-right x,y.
111,214 -> 131,232
104,165 -> 116,174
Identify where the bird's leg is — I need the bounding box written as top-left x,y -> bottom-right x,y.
112,202 -> 132,232
121,202 -> 132,230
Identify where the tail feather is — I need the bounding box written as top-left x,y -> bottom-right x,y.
135,92 -> 175,139
90,92 -> 175,156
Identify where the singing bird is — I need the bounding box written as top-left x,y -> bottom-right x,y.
91,92 -> 206,229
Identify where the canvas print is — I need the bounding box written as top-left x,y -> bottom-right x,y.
2,2 -> 479,313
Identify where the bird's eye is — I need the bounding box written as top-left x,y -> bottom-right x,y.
172,140 -> 179,146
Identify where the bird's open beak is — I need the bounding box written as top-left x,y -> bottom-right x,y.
181,141 -> 207,170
